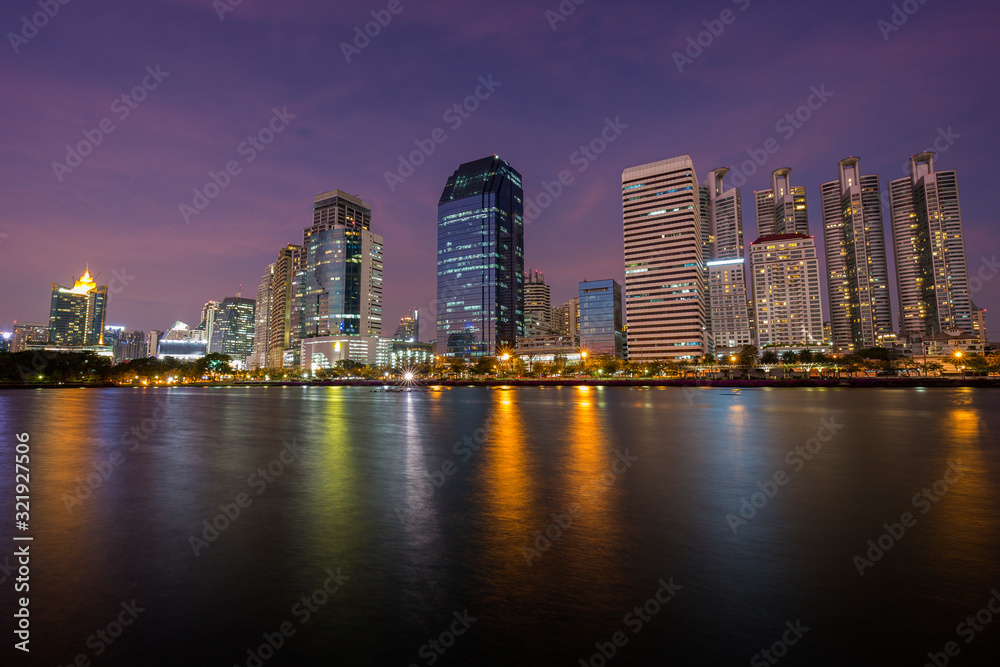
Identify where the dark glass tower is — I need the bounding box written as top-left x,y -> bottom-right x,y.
437,155 -> 524,358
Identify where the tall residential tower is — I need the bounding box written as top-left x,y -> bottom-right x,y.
888,152 -> 972,340
704,167 -> 753,355
821,157 -> 893,351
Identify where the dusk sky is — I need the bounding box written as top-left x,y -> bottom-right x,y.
2,0 -> 998,339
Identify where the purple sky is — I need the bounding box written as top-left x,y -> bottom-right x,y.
2,0 -> 998,341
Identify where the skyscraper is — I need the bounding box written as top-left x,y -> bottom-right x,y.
524,270 -> 554,336
437,155 -> 524,357
209,297 -> 256,367
579,279 -> 624,358
750,234 -> 826,352
704,167 -> 753,355
200,300 -> 221,346
296,191 -> 383,340
268,244 -> 302,368
622,156 -> 709,360
821,157 -> 893,351
48,267 -> 108,346
889,152 -> 973,340
755,168 -> 809,238
392,308 -> 419,341
250,263 -> 274,369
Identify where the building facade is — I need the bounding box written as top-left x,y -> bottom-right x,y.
704,167 -> 753,355
11,321 -> 49,352
821,157 -> 893,352
268,244 -> 302,368
48,268 -> 108,346
755,168 -> 809,238
113,330 -> 147,364
579,279 -> 624,358
210,297 -> 256,367
524,270 -> 554,336
623,156 -> 709,360
436,155 -> 524,357
889,152 -> 973,340
750,233 -> 827,353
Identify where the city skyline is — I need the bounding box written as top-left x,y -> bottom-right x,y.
1,1 -> 996,340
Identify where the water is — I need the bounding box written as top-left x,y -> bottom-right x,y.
1,386 -> 998,666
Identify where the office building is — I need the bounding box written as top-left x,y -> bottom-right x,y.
524,270 -> 554,336
436,155 -> 524,357
889,152 -> 973,340
755,168 -> 809,238
210,297 -> 256,368
295,191 -> 383,342
821,157 -> 893,351
972,306 -> 988,347
579,279 -> 624,358
704,167 -> 753,355
11,322 -> 48,352
146,330 -> 162,358
103,326 -> 124,350
622,155 -> 709,360
48,267 -> 108,346
749,233 -> 827,353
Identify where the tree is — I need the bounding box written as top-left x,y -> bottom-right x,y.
780,351 -> 797,364
736,345 -> 760,374
449,358 -> 467,378
761,350 -> 779,364
472,357 -> 494,377
797,349 -> 814,363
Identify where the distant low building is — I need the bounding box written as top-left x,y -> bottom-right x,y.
156,338 -> 207,361
921,329 -> 984,362
11,322 -> 48,352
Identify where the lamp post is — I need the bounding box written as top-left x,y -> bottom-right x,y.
954,351 -> 964,379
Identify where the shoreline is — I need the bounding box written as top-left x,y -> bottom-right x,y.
2,377 -> 998,390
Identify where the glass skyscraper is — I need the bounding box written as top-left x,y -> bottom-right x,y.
579,279 -> 624,358
209,296 -> 256,367
437,155 -> 524,357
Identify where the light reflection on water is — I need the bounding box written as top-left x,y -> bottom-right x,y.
0,386 -> 998,665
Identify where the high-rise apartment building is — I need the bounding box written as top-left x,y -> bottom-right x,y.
524,270 -> 554,336
392,308 -> 419,341
11,322 -> 48,352
821,157 -> 893,351
146,330 -> 162,358
250,263 -> 274,369
704,167 -> 753,355
579,279 -> 624,358
622,156 -> 709,360
268,244 -> 302,368
48,267 -> 108,346
750,233 -> 826,352
200,300 -> 221,346
437,155 -> 524,357
755,168 -> 809,238
888,152 -> 973,340
113,330 -> 147,363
